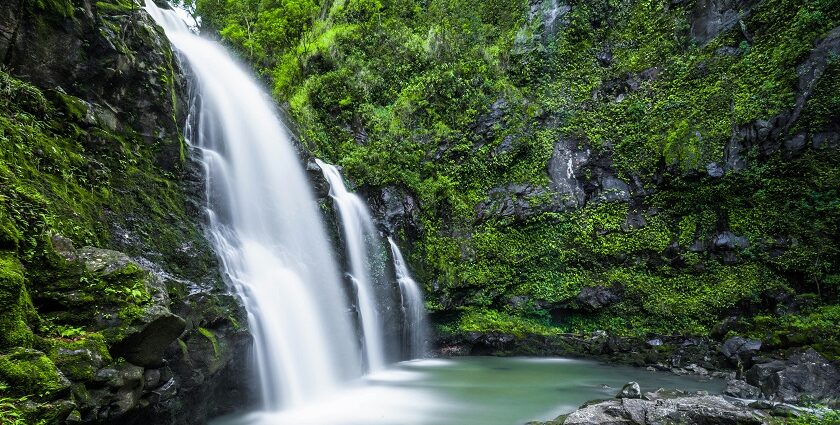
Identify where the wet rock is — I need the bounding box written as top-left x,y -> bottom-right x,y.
575,284 -> 623,310
721,336 -> 762,367
690,0 -> 759,45
563,394 -> 767,425
725,379 -> 761,399
746,349 -> 840,407
616,381 -> 641,399
646,338 -> 663,348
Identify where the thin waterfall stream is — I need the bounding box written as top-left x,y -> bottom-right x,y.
315,159 -> 387,372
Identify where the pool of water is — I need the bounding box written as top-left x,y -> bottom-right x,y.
211,357 -> 724,425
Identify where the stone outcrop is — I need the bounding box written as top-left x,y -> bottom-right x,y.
562,393 -> 769,425
745,349 -> 840,407
0,1 -> 253,423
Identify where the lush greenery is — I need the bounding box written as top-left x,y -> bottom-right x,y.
0,0 -> 219,419
194,0 -> 840,350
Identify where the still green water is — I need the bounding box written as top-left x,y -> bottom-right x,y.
212,357 -> 724,425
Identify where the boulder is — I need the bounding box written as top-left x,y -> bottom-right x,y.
0,348 -> 72,398
725,379 -> 761,399
721,336 -> 762,367
575,284 -> 623,311
563,394 -> 768,425
616,381 -> 641,399
110,307 -> 187,367
746,349 -> 840,407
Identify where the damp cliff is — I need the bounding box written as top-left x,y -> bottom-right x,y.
0,1 -> 252,423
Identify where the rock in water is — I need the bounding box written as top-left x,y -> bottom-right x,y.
564,394 -> 768,425
616,381 -> 641,399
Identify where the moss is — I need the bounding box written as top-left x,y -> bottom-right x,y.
198,327 -> 219,358
0,254 -> 35,350
45,333 -> 111,381
0,348 -> 67,397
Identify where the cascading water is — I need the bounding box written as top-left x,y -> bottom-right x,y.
388,238 -> 429,358
314,160 -> 387,371
144,1 -> 361,409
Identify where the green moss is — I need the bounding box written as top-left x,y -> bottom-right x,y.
0,254 -> 35,351
455,307 -> 560,337
0,348 -> 67,397
45,333 -> 111,381
198,327 -> 219,358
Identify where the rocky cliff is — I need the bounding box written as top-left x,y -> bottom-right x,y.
196,0 -> 840,361
0,1 -> 252,423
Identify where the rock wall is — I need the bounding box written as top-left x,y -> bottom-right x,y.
0,1 -> 253,423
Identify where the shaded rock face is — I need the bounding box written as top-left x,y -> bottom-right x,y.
0,0 -> 186,170
745,349 -> 840,407
724,26 -> 840,172
0,1 -> 254,424
575,283 -> 624,311
720,336 -> 762,368
689,0 -> 760,44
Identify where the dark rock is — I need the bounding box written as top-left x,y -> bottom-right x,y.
706,162 -> 725,178
746,349 -> 840,407
575,284 -> 623,310
475,183 -> 557,221
725,379 -> 761,399
783,133 -> 807,154
646,338 -> 663,347
596,47 -> 613,66
111,308 -> 187,367
721,336 -> 762,367
712,232 -> 749,251
306,158 -> 332,199
690,0 -> 760,45
616,381 -> 641,399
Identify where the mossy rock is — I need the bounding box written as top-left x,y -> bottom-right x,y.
0,348 -> 70,398
0,253 -> 36,351
46,333 -> 111,381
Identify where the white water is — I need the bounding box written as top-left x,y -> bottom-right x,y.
388,238 -> 428,358
145,1 -> 361,409
314,160 -> 386,371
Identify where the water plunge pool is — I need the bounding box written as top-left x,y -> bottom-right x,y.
212,356 -> 724,425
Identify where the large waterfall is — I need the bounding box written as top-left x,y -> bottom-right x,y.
145,1 -> 360,409
145,0 -> 427,415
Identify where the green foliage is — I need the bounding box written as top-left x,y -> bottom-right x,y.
0,395 -> 29,425
199,0 -> 840,339
455,307 -> 559,337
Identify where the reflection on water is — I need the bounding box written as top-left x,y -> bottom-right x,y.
211,357 -> 724,425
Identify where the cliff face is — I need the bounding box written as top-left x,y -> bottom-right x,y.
197,0 -> 840,356
0,1 -> 252,423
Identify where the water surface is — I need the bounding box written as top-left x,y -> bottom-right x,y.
212,356 -> 724,425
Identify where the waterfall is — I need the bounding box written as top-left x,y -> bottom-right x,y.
145,1 -> 360,409
388,238 -> 429,358
314,160 -> 386,371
